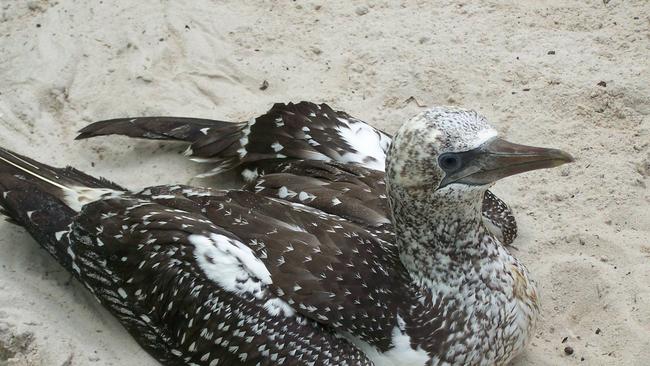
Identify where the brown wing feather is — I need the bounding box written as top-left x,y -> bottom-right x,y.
244,159 -> 517,245
76,116 -> 240,142
78,101 -> 391,175
75,192 -> 373,365
142,185 -> 423,351
77,103 -> 517,244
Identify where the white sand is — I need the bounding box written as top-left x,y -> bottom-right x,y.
0,0 -> 648,365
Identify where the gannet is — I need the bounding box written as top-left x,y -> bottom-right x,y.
0,105 -> 572,365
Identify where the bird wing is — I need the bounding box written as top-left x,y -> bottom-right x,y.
246,159 -> 393,241
133,185 -> 421,351
71,190 -> 375,365
481,190 -> 518,245
77,101 -> 391,175
246,159 -> 517,246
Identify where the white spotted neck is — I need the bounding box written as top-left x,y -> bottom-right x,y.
387,181 -> 522,292
387,183 -> 540,365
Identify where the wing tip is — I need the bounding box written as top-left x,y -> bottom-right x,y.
76,118 -> 157,141
75,131 -> 94,140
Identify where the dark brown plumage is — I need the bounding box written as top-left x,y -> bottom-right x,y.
78,101 -> 517,245
1,103 -> 570,366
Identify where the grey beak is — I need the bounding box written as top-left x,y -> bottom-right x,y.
439,137 -> 574,188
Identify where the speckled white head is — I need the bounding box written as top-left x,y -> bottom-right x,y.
386,106 -> 572,195
386,107 -> 496,192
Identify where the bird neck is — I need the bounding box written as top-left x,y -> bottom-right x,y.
389,185 -> 502,287
388,184 -> 540,365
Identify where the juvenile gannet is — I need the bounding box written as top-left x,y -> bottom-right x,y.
0,105 -> 572,365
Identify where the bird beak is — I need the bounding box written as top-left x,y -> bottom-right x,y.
439,137 -> 574,187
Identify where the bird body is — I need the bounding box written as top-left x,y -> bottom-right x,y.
1,103 -> 572,365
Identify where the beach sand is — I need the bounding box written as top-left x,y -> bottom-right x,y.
0,1 -> 648,364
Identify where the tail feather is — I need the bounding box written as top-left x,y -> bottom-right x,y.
0,147 -> 124,191
0,179 -> 76,270
0,146 -> 126,227
0,147 -> 126,272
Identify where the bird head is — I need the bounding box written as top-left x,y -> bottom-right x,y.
386,107 -> 573,198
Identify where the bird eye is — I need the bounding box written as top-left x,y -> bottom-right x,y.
438,153 -> 461,171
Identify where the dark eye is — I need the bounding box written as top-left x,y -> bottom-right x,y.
438,153 -> 461,171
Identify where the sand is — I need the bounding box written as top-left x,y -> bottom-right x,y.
0,0 -> 648,365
